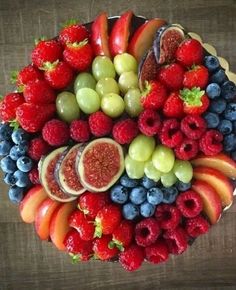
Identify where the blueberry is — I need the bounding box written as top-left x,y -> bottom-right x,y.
140,202 -> 155,217
206,83 -> 221,99
217,119 -> 232,135
8,186 -> 24,204
16,156 -> 33,172
129,186 -> 147,205
233,121 -> 236,133
176,181 -> 191,192
122,203 -> 139,220
210,69 -> 228,85
13,170 -> 31,187
231,151 -> 236,161
120,174 -> 139,188
162,187 -> 178,204
221,81 -> 236,101
4,173 -> 16,185
224,103 -> 236,121
110,185 -> 129,204
11,128 -> 29,144
223,134 -> 236,152
0,123 -> 13,141
9,143 -> 28,161
209,99 -> 226,114
147,187 -> 163,205
204,55 -> 220,72
204,112 -> 220,128
0,155 -> 16,173
141,175 -> 156,189
0,140 -> 13,156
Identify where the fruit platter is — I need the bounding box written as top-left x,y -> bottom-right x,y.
0,11 -> 236,272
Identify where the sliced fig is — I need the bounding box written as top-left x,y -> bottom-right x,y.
78,138 -> 124,192
39,147 -> 77,203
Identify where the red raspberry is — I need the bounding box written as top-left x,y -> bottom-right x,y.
174,138 -> 199,160
185,215 -> 210,238
111,220 -> 134,250
89,111 -> 113,137
28,167 -> 40,184
176,190 -> 203,218
138,109 -> 162,136
28,137 -> 52,161
199,129 -> 223,156
159,119 -> 183,148
145,240 -> 169,264
181,115 -> 206,140
158,63 -> 185,91
42,119 -> 70,146
70,120 -> 90,143
93,235 -> 118,261
135,218 -> 160,247
0,93 -> 24,122
119,244 -> 145,271
14,64 -> 43,88
112,119 -> 138,145
163,227 -> 188,255
155,204 -> 182,230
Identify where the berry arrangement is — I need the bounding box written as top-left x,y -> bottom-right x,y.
0,12 -> 236,272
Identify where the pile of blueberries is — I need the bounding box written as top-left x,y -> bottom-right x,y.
0,123 -> 33,203
110,174 -> 191,220
203,55 -> 236,159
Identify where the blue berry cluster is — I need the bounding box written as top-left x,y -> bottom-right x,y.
0,123 -> 33,203
110,174 -> 191,220
203,56 -> 236,158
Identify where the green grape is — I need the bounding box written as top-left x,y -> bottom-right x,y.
152,145 -> 175,173
113,53 -> 138,75
144,159 -> 162,182
118,71 -> 139,94
125,154 -> 145,179
124,88 -> 143,117
129,134 -> 155,162
92,56 -> 116,81
76,88 -> 100,114
74,72 -> 96,94
161,170 -> 178,188
101,93 -> 125,118
96,78 -> 119,98
173,160 -> 193,183
56,92 -> 80,123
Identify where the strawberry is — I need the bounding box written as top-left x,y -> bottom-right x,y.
158,63 -> 185,91
42,61 -> 74,89
109,220 -> 134,251
180,88 -> 210,115
93,235 -> 118,260
163,92 -> 184,118
16,103 -> 56,133
183,65 -> 209,89
31,39 -> 63,68
141,81 -> 167,110
23,79 -> 56,104
94,204 -> 122,237
0,93 -> 24,122
176,39 -> 204,67
63,39 -> 93,71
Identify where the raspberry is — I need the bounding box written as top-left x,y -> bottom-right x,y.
199,129 -> 223,156
28,137 -> 52,161
155,204 -> 182,230
42,119 -> 70,146
174,138 -> 198,160
159,119 -> 183,148
181,115 -> 206,140
89,111 -> 113,137
185,215 -> 210,237
112,119 -> 138,145
163,227 -> 188,255
93,235 -> 118,261
28,167 -> 40,184
119,244 -> 145,271
145,240 -> 169,264
176,190 -> 203,218
135,218 -> 160,247
70,120 -> 90,143
138,109 -> 161,136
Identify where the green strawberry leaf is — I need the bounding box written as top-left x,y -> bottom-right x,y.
68,38 -> 88,48
34,36 -> 47,46
94,222 -> 102,238
61,19 -> 79,28
10,71 -> 19,84
39,60 -> 59,71
0,95 -> 3,101
9,119 -> 20,131
69,253 -> 81,264
108,241 -> 115,249
180,87 -> 205,107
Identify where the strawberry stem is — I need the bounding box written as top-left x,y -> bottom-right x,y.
180,87 -> 205,107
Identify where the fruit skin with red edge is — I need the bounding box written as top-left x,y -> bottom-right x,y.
13,65 -> 43,89
28,137 -> 51,161
175,138 -> 199,160
119,244 -> 145,271
181,115 -> 206,140
42,119 -> 70,146
163,92 -> 184,118
138,109 -> 161,137
159,119 -> 183,148
176,39 -> 204,67
59,22 -> 89,47
91,12 -> 111,57
112,119 -> 138,145
0,93 -> 24,122
31,39 -> 63,68
145,240 -> 169,264
135,218 -> 160,247
89,111 -> 113,137
185,215 -> 210,238
163,227 -> 188,255
199,129 -> 223,156
70,120 -> 90,143
109,11 -> 133,57
141,81 -> 167,110
183,65 -> 209,89
158,63 -> 185,91
28,167 -> 40,184
176,190 -> 203,218
16,103 -> 56,133
93,235 -> 118,260
110,220 -> 134,250
155,204 -> 181,230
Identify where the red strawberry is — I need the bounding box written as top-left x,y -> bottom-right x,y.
0,93 -> 24,122
16,103 -> 56,133
158,63 -> 185,91
63,39 -> 93,71
176,39 -> 204,67
141,81 -> 167,110
183,65 -> 209,89
93,235 -> 118,260
180,88 -> 210,115
119,244 -> 144,271
110,220 -> 134,251
163,92 -> 184,118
